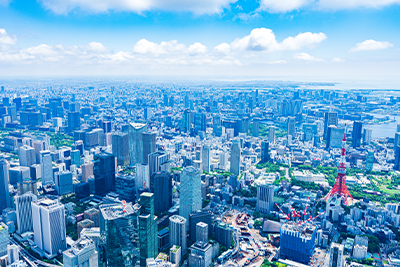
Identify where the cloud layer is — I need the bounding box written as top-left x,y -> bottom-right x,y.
350,39 -> 393,52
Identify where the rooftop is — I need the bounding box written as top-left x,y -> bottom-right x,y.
63,236 -> 94,258
100,203 -> 141,220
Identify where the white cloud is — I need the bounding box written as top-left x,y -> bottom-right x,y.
331,57 -> 345,62
268,60 -> 287,64
188,42 -> 207,56
214,43 -> 231,55
0,29 -> 17,45
38,0 -> 237,15
259,0 -> 312,13
133,39 -> 186,55
317,0 -> 400,10
228,28 -> 326,52
294,52 -> 323,61
350,39 -> 393,52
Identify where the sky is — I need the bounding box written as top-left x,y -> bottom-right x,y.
0,0 -> 399,85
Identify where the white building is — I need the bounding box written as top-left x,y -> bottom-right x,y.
169,245 -> 181,265
293,170 -> 325,183
18,145 -> 35,167
7,244 -> 19,265
63,236 -> 98,267
15,192 -> 37,234
169,215 -> 187,255
40,151 -> 53,185
256,184 -> 274,214
329,243 -> 343,267
352,244 -> 367,260
179,167 -> 201,228
32,198 -> 66,258
196,222 -> 208,243
136,163 -> 149,189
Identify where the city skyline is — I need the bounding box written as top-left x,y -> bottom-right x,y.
0,0 -> 399,84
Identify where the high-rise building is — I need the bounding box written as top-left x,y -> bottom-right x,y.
40,151 -> 53,185
324,112 -> 338,140
136,163 -> 149,189
196,222 -> 208,243
395,145 -> 400,171
230,140 -> 241,176
352,121 -> 363,148
32,198 -> 67,258
81,162 -> 94,182
0,157 -> 10,214
152,171 -> 172,213
329,243 -> 344,267
99,202 -> 141,267
269,126 -> 276,144
54,171 -> 73,196
327,126 -> 345,149
366,150 -> 374,172
363,128 -> 372,144
115,174 -> 136,203
0,222 -> 8,257
70,149 -> 81,167
180,167 -> 202,228
252,119 -> 260,137
148,151 -> 170,183
128,122 -> 147,166
9,166 -> 30,186
15,192 -> 37,234
139,192 -> 158,266
287,117 -> 296,138
169,215 -> 187,254
77,219 -> 94,238
260,141 -> 270,163
189,210 -> 212,243
194,113 -> 206,134
189,241 -> 213,267
63,236 -> 98,267
7,244 -> 19,265
84,208 -> 100,227
280,221 -> 317,264
256,184 -> 274,214
215,222 -> 232,248
18,145 -> 35,167
112,132 -> 130,166
68,112 -> 80,133
93,152 -> 115,196
184,109 -> 191,133
142,132 -> 156,164
201,146 -> 210,173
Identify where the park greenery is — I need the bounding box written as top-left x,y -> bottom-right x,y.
248,123 -> 287,138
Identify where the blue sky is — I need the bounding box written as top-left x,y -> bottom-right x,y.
0,0 -> 399,84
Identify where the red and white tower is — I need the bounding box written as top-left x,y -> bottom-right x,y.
324,127 -> 353,205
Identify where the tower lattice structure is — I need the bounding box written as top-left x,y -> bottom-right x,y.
324,129 -> 353,205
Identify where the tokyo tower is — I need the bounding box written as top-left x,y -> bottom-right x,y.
324,128 -> 353,205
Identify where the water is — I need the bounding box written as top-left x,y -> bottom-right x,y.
366,114 -> 400,139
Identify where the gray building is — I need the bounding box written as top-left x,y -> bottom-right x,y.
15,192 -> 37,234
128,122 -> 147,166
112,132 -> 130,166
180,167 -> 202,228
0,157 -> 10,214
230,140 -> 241,176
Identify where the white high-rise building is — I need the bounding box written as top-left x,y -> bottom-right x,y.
256,184 -> 274,214
196,222 -> 208,243
0,222 -> 8,257
136,163 -> 149,189
179,167 -> 201,228
18,145 -> 36,167
32,198 -> 66,258
363,128 -> 372,144
329,243 -> 344,267
15,192 -> 37,234
63,236 -> 98,267
269,126 -> 276,144
7,244 -> 19,265
169,215 -> 187,254
40,151 -> 53,185
201,146 -> 210,173
230,140 -> 241,176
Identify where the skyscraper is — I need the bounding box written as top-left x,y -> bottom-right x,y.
136,163 -> 149,189
196,222 -> 208,243
269,126 -> 276,144
15,192 -> 37,234
128,122 -> 147,166
99,202 -> 141,267
142,132 -> 156,164
324,112 -> 338,140
180,167 -> 202,228
0,157 -> 10,214
67,111 -> 80,133
363,128 -> 372,144
112,132 -> 130,166
230,140 -> 241,176
148,151 -> 170,183
18,145 -> 36,167
201,145 -> 210,173
0,223 -> 8,257
329,243 -> 344,267
63,236 -> 98,267
252,119 -> 260,137
93,152 -> 116,196
54,171 -> 73,196
169,215 -> 187,255
287,116 -> 296,138
184,109 -> 191,133
194,113 -> 206,134
152,171 -> 172,213
352,121 -> 363,148
32,198 -> 67,258
260,141 -> 270,163
139,193 -> 158,266
256,184 -> 274,214
189,210 -> 212,243
40,151 -> 53,185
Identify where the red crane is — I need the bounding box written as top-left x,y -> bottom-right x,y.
275,203 -> 290,220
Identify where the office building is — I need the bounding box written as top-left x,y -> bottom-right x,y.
112,132 -> 130,167
84,209 -> 100,227
9,166 -> 30,186
15,192 -> 37,234
189,241 -> 212,267
136,163 -> 149,189
128,122 -> 147,166
252,119 -> 260,137
180,167 -> 201,227
230,140 -> 240,176
0,223 -> 8,257
196,222 -> 208,243
287,117 -> 296,137
269,126 -> 276,144
327,126 -> 345,149
158,229 -> 169,251
280,221 -> 317,264
256,184 -> 274,214
324,112 -> 338,140
70,150 -> 81,167
189,211 -> 212,243
194,113 -> 206,134
63,236 -> 98,267
363,128 -> 372,144
260,141 -> 270,163
0,157 -> 10,214
366,150 -> 374,171
152,171 -> 172,213
81,162 -> 93,183
68,112 -> 80,133
115,174 -> 136,203
201,146 -> 210,173
329,243 -> 344,267
169,245 -> 181,265
215,223 -> 232,248
99,202 -> 141,267
7,245 -> 18,265
148,151 -> 170,182
32,199 -> 67,258
169,215 -> 187,255
142,132 -> 156,164
40,151 -> 53,185
54,171 -> 73,196
352,121 -> 363,148
139,192 -> 158,266
93,152 -> 115,196
18,145 -> 35,167
77,219 -> 94,238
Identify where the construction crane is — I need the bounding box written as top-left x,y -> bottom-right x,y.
275,203 -> 290,220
